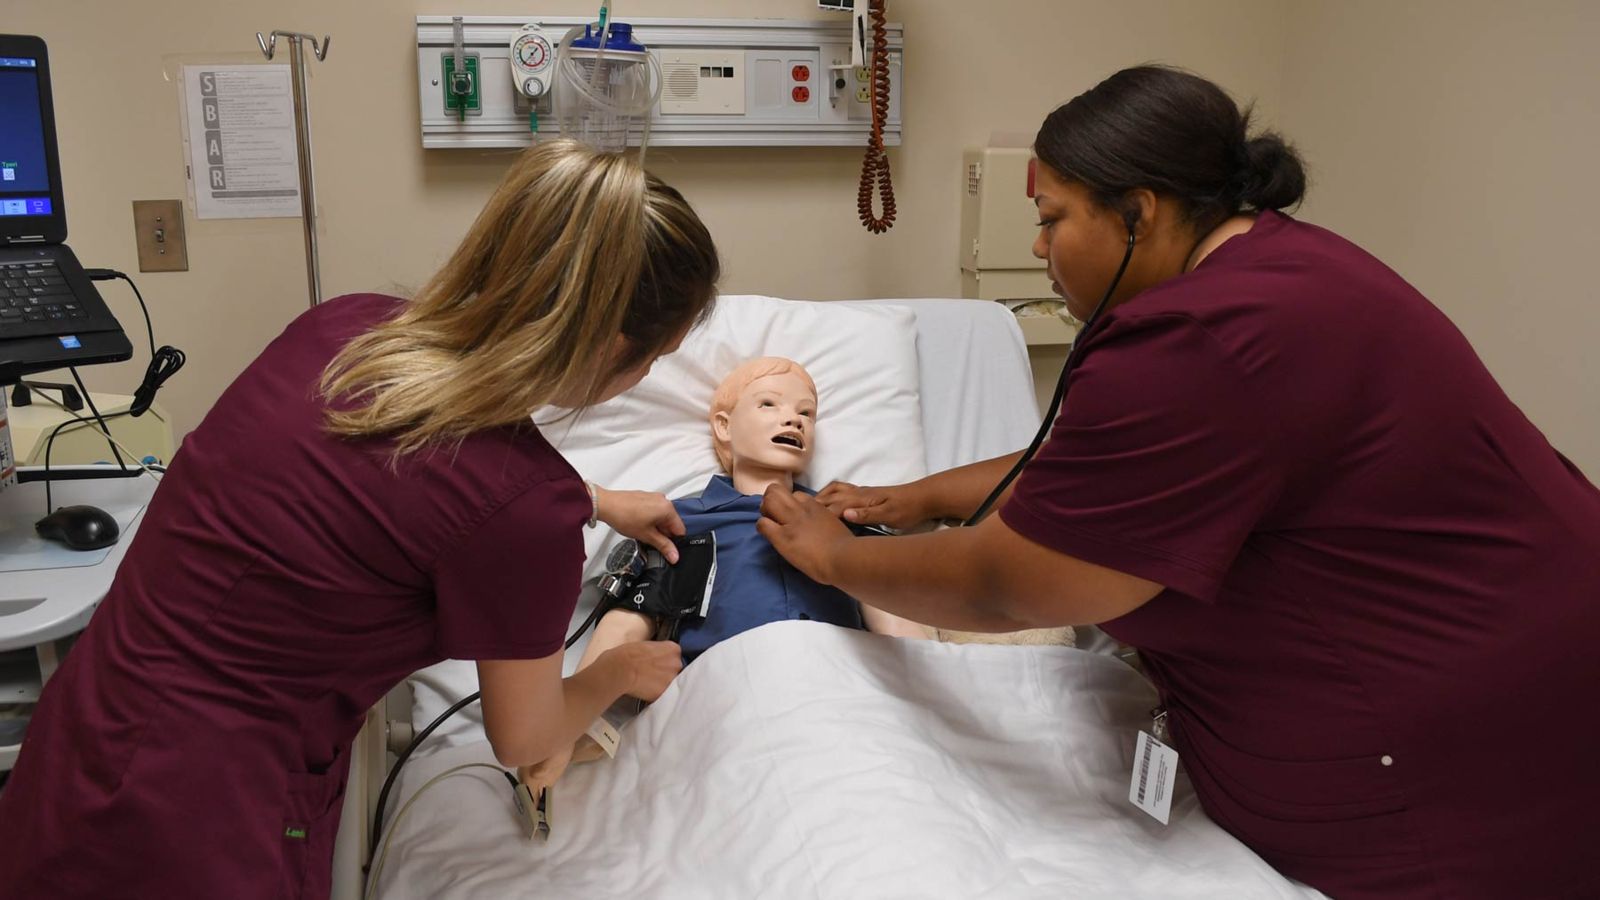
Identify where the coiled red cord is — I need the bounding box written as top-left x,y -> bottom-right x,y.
857,0 -> 896,234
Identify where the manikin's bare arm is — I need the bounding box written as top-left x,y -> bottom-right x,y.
860,604 -> 934,639
480,632 -> 678,770
516,609 -> 655,791
579,608 -> 655,670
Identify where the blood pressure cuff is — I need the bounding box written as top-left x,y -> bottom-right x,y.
602,532 -> 717,642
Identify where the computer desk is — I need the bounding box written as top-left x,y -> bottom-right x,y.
0,466 -> 158,772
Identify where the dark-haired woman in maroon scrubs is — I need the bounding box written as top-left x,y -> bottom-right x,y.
760,66 -> 1600,899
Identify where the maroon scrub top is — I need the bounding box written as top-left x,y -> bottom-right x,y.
0,294 -> 590,899
1002,212 -> 1600,899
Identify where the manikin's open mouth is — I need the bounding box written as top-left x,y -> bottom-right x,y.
771,432 -> 804,450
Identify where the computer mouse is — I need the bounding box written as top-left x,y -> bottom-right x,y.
35,504 -> 121,551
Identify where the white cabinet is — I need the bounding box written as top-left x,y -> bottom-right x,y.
5,390 -> 174,467
0,471 -> 158,772
959,147 -> 1076,416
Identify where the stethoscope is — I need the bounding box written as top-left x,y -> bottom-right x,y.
964,216 -> 1138,526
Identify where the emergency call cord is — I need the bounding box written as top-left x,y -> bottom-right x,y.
857,0 -> 896,234
964,224 -> 1137,526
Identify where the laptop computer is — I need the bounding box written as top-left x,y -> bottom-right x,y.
0,33 -> 131,386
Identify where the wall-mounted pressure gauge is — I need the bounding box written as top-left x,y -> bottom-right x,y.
510,25 -> 553,98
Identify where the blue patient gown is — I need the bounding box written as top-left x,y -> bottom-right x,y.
673,475 -> 863,662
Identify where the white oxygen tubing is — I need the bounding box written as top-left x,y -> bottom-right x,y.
364,763 -> 514,900
555,2 -> 660,163
588,2 -> 611,93
33,389 -> 164,487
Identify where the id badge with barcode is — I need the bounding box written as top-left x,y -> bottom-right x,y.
1129,729 -> 1179,824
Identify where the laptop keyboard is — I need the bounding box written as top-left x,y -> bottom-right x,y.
0,259 -> 91,336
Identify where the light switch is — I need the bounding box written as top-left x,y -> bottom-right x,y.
132,199 -> 188,272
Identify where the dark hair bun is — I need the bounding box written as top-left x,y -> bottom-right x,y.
1035,66 -> 1310,233
1238,133 -> 1306,212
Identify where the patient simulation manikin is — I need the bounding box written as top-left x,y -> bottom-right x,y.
519,358 -> 929,794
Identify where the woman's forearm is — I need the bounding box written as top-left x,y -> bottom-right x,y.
484,653 -> 626,768
913,451 -> 1025,522
822,514 -> 1159,634
529,611 -> 651,763
554,612 -> 654,747
829,526 -> 1035,633
549,655 -> 631,754
482,612 -> 655,768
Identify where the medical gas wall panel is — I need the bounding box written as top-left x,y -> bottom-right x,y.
417,17 -> 902,149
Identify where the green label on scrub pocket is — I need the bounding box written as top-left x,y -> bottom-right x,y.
284,826 -> 308,840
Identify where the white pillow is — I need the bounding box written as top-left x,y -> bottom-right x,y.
406,295 -> 929,747
553,294 -> 929,582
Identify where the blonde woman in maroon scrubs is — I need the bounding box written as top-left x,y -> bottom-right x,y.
760,66 -> 1599,899
0,140 -> 719,899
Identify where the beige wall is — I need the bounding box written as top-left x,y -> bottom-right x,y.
1277,0 -> 1600,474
13,1 -> 1595,476
11,0 -> 1288,441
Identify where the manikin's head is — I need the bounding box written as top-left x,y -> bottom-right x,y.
710,358 -> 817,487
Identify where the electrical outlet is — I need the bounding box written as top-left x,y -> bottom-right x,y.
855,85 -> 871,104
132,200 -> 188,273
854,65 -> 870,83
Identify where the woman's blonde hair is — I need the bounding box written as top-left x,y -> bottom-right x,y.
709,357 -> 816,473
321,139 -> 720,454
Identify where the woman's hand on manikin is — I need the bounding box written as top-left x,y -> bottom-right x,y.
608,640 -> 683,702
815,481 -> 932,531
757,486 -> 856,586
594,486 -> 686,563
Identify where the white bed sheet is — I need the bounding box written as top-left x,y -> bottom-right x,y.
375,623 -> 1324,900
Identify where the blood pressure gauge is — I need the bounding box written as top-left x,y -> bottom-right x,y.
597,539 -> 646,602
510,25 -> 553,99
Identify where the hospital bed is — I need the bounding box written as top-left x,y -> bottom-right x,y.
331,296 -> 1325,900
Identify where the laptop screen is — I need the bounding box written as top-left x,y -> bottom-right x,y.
0,35 -> 131,386
0,35 -> 66,245
0,56 -> 55,220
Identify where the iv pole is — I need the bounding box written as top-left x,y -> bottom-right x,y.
255,30 -> 331,308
